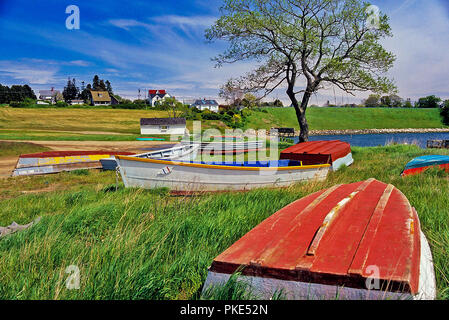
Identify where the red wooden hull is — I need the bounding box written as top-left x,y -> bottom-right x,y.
280,140 -> 351,166
209,179 -> 422,295
19,151 -> 134,159
402,163 -> 449,176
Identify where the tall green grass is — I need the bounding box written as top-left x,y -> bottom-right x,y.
0,145 -> 448,300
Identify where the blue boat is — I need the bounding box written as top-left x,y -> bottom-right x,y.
402,155 -> 449,176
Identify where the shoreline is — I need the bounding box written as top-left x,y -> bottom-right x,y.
309,128 -> 449,136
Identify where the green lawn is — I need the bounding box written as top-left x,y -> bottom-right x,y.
0,141 -> 49,157
0,144 -> 449,299
0,107 -> 446,142
245,107 -> 447,131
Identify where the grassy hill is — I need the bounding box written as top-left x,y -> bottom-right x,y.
245,107 -> 447,131
0,106 -> 446,141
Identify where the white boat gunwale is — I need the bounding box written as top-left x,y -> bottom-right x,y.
115,155 -> 331,172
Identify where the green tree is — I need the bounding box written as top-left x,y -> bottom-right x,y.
105,80 -> 113,95
441,100 -> 449,126
273,99 -> 283,107
404,98 -> 413,108
63,78 -> 80,102
416,95 -> 441,109
206,0 -> 396,142
380,94 -> 402,108
241,93 -> 259,108
364,94 -> 381,108
92,75 -> 100,91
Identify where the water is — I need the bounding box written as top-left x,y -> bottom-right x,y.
291,132 -> 449,148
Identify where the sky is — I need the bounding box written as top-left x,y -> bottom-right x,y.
0,0 -> 448,105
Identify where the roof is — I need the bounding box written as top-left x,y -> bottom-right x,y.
90,91 -> 111,102
39,90 -> 60,96
192,99 -> 219,106
280,140 -> 351,164
140,118 -> 186,126
149,93 -> 170,99
209,179 -> 420,294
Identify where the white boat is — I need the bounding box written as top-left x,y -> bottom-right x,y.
198,140 -> 265,155
114,157 -> 330,192
100,143 -> 200,171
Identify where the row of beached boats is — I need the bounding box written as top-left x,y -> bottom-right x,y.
10,139 -> 448,300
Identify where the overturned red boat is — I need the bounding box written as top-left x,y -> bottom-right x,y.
280,140 -> 353,171
203,179 -> 436,300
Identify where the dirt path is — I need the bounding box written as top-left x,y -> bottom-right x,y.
0,156 -> 18,178
0,140 -> 171,153
0,129 -> 133,135
0,140 -> 176,178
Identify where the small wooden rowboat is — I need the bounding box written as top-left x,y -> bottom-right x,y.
115,157 -> 330,192
100,144 -> 200,171
402,155 -> 449,176
202,179 -> 436,300
280,140 -> 353,171
12,151 -> 134,177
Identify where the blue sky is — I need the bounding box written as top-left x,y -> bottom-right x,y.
0,0 -> 448,104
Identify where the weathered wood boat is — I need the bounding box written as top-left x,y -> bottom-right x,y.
202,179 -> 436,300
427,140 -> 449,149
199,140 -> 265,155
100,143 -> 200,171
12,151 -> 134,177
402,155 -> 449,176
115,157 -> 330,192
280,140 -> 353,171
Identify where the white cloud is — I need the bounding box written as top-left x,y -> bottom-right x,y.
383,0 -> 449,100
151,15 -> 216,28
0,60 -> 58,84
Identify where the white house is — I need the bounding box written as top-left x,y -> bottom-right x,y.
147,90 -> 171,107
38,88 -> 60,104
140,118 -> 186,135
190,99 -> 219,112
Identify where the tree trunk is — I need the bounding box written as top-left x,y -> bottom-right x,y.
287,86 -> 311,143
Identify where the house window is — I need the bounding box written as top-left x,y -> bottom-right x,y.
98,94 -> 103,97
160,125 -> 169,132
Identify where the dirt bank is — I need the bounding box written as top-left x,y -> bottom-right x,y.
0,140 -> 173,178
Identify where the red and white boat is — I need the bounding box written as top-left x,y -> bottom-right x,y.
280,140 -> 353,171
203,179 -> 436,300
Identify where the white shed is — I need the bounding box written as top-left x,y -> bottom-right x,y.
140,118 -> 187,135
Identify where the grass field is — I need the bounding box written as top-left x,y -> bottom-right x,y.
0,107 -> 446,141
0,143 -> 449,300
246,107 -> 447,131
0,141 -> 49,157
0,107 -> 227,140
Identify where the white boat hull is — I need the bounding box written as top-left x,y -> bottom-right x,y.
101,144 -> 199,171
115,157 -> 330,192
332,153 -> 354,171
201,231 -> 436,300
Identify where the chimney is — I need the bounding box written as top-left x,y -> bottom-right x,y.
51,87 -> 54,92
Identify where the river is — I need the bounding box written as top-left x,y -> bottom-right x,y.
291,132 -> 449,148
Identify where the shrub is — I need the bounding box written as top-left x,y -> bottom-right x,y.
441,100 -> 449,125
